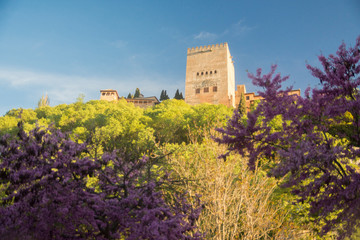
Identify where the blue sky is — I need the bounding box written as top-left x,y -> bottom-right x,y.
0,0 -> 359,115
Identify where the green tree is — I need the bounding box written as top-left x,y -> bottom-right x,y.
37,94 -> 50,108
187,103 -> 233,143
162,137 -> 314,239
0,99 -> 156,160
76,93 -> 85,103
160,90 -> 169,101
160,90 -> 164,100
134,88 -> 141,98
238,92 -> 246,115
174,89 -> 182,99
144,100 -> 232,144
127,93 -> 132,99
145,99 -> 193,143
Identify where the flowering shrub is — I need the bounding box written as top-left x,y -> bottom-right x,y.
216,37 -> 360,239
0,122 -> 203,239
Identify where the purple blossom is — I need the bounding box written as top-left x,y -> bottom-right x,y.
216,36 -> 360,239
0,122 -> 203,239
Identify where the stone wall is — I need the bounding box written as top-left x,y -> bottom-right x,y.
185,43 -> 235,107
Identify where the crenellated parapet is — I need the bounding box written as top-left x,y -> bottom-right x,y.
187,42 -> 228,55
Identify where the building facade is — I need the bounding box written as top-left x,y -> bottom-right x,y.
185,43 -> 300,111
100,43 -> 300,110
185,43 -> 235,107
100,89 -> 159,108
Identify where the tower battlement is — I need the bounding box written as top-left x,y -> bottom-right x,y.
187,43 -> 228,55
185,42 -> 235,107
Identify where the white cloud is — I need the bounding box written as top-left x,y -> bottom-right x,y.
193,20 -> 254,42
0,67 -> 184,105
194,31 -> 218,41
0,68 -> 117,102
228,20 -> 255,36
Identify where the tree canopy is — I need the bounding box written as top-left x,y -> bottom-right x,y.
134,88 -> 141,98
174,89 -> 184,100
237,92 -> 246,116
160,90 -> 170,101
0,122 -> 203,239
217,36 -> 360,239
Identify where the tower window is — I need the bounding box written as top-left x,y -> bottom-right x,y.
201,72 -> 204,75
206,71 -> 208,75
246,96 -> 250,100
214,70 -> 217,74
210,71 -> 212,74
213,86 -> 217,92
196,88 -> 200,94
204,87 -> 209,93
197,72 -> 199,76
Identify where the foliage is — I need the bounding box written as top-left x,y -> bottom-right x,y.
0,123 -> 203,239
127,93 -> 132,99
76,94 -> 85,104
237,92 -> 246,116
186,104 -> 233,143
145,99 -> 194,143
36,100 -> 154,159
174,89 -> 184,100
0,99 -> 231,153
145,99 -> 232,144
134,88 -> 141,98
162,136 -> 314,240
37,94 -> 50,108
160,90 -> 170,101
216,37 -> 360,239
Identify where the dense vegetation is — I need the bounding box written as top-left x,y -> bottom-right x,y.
1,37 -> 359,239
217,36 -> 360,239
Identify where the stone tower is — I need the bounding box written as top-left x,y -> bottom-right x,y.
185,43 -> 235,107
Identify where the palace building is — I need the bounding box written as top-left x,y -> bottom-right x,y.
185,43 -> 300,111
101,43 -> 299,111
185,43 -> 235,107
100,89 -> 160,108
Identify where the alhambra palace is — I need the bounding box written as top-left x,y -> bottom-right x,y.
100,43 -> 300,110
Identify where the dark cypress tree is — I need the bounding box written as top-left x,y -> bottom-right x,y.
174,89 -> 181,99
127,93 -> 132,99
163,90 -> 170,100
160,90 -> 169,101
179,92 -> 184,100
238,92 -> 246,115
134,88 -> 141,98
160,90 -> 165,101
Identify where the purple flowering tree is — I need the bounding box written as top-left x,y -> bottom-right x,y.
216,37 -> 360,239
0,122 -> 203,239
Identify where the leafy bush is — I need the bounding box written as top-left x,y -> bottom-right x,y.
217,36 -> 360,239
0,123 -> 203,239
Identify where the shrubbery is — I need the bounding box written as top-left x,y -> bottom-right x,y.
1,36 -> 360,239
